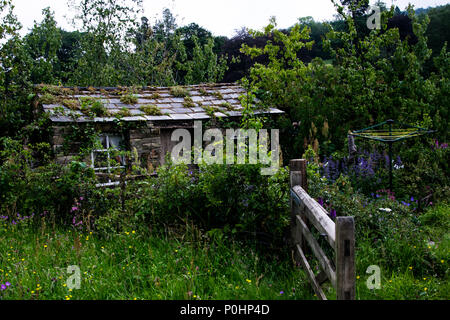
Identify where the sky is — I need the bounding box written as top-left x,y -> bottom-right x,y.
11,0 -> 450,38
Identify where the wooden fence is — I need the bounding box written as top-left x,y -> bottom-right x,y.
289,159 -> 355,300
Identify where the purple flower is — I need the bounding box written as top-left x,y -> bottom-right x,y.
11,220 -> 17,225
330,209 -> 337,218
318,198 -> 324,206
280,291 -> 284,294
0,284 -> 6,291
71,207 -> 79,212
5,282 -> 11,287
80,197 -> 84,201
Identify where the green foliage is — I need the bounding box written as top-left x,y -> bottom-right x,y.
0,221 -> 311,300
183,36 -> 228,85
241,7 -> 450,161
79,97 -> 108,117
139,104 -> 162,116
136,163 -> 290,249
115,107 -> 132,118
170,86 -> 190,97
119,94 -> 138,104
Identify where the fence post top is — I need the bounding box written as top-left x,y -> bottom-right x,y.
289,159 -> 306,171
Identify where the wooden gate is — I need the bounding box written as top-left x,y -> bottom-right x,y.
289,159 -> 355,300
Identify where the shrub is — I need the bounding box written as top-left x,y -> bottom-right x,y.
136,162 -> 290,249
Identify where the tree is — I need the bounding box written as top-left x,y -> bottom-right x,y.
24,7 -> 62,84
0,0 -> 33,137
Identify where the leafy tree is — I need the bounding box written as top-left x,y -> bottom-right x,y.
23,7 -> 62,85
241,4 -> 449,162
0,0 -> 33,137
183,36 -> 228,85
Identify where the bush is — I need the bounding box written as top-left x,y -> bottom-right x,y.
135,162 -> 290,248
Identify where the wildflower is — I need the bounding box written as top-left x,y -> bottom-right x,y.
441,260 -> 444,264
71,207 -> 79,212
44,244 -> 48,248
235,286 -> 239,290
0,284 -> 6,290
408,266 -> 413,270
246,279 -> 251,283
330,209 -> 337,218
356,276 -> 360,280
424,288 -> 428,291
280,291 -> 284,295
5,282 -> 11,287
132,230 -> 135,234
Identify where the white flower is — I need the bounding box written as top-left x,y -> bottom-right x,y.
378,208 -> 392,212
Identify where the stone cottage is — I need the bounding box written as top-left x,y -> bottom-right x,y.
36,83 -> 283,184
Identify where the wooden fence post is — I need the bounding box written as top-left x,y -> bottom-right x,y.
290,159 -> 308,254
335,216 -> 356,300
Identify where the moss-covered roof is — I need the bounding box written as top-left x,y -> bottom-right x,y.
35,83 -> 283,123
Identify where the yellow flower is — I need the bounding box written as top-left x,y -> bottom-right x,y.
133,297 -> 137,300
356,276 -> 360,280
63,283 -> 67,287
408,266 -> 413,270
44,245 -> 47,248
235,286 -> 239,290
246,279 -> 251,283
132,231 -> 135,234
31,291 -> 35,294
424,287 -> 428,291
193,295 -> 197,298
441,260 -> 445,264
69,289 -> 73,292
423,278 -> 427,280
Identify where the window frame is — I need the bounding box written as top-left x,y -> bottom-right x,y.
90,133 -> 126,187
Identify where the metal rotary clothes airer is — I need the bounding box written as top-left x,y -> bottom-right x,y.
349,119 -> 435,192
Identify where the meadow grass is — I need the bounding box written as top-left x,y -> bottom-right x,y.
0,203 -> 448,300
0,220 -> 312,300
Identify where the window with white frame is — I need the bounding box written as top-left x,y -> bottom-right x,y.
90,134 -> 126,186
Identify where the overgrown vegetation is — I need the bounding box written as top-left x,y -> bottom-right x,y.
0,0 -> 449,301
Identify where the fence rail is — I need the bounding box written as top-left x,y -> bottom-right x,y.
289,159 -> 355,300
